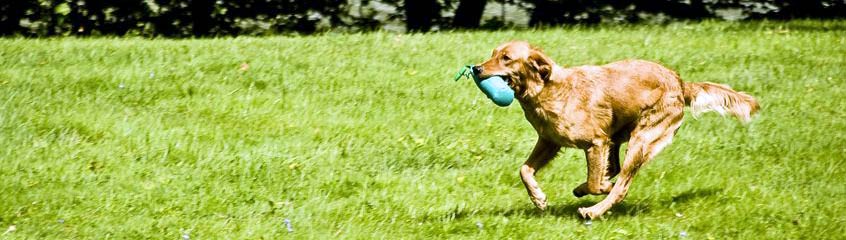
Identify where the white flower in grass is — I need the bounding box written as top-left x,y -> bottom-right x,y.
284,218 -> 293,233
3,225 -> 15,235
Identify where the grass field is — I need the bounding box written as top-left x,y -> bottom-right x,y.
1,20 -> 845,239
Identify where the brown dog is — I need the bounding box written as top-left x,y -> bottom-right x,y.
475,41 -> 759,219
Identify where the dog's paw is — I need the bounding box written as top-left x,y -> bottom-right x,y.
577,207 -> 602,219
573,181 -> 613,198
572,188 -> 587,198
530,195 -> 548,210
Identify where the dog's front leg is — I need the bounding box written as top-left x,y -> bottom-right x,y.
573,140 -> 614,197
520,138 -> 560,210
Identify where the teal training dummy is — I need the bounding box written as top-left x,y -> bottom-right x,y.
454,65 -> 515,107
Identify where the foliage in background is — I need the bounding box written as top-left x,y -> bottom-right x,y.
0,0 -> 355,36
1,0 -> 845,36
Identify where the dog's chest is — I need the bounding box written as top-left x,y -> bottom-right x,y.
520,99 -> 594,148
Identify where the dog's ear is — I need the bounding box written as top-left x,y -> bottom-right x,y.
529,50 -> 552,81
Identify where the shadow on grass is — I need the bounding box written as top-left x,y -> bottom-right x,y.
427,187 -> 724,222
497,199 -> 653,219
662,187 -> 724,205
424,198 -> 651,222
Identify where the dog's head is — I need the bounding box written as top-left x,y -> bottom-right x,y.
475,41 -> 554,97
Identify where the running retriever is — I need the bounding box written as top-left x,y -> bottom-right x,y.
474,41 -> 759,219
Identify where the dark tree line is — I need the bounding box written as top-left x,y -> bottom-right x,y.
523,0 -> 846,26
1,0 -> 844,37
0,0 -> 351,36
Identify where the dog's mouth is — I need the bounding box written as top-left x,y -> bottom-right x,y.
473,67 -> 514,89
479,73 -> 512,86
499,75 -> 514,88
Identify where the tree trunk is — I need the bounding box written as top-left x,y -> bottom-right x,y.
0,0 -> 28,35
452,0 -> 487,29
69,0 -> 88,35
404,0 -> 440,32
190,0 -> 214,36
529,0 -> 566,26
47,0 -> 60,36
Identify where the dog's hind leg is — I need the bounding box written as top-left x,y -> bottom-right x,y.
578,106 -> 684,219
521,138 -> 561,210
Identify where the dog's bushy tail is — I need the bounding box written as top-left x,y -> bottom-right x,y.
683,82 -> 760,123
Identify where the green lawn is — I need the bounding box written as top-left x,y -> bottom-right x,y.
1,20 -> 845,239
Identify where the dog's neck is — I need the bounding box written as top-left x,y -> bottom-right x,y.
517,64 -> 566,102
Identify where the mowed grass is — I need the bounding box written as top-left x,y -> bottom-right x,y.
1,20 -> 845,239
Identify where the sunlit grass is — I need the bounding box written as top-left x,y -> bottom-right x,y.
1,20 -> 845,239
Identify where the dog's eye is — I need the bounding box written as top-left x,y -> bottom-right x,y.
502,55 -> 511,61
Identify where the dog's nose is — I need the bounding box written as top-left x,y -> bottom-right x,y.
472,65 -> 482,74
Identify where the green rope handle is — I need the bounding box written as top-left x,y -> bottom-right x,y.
453,65 -> 474,81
